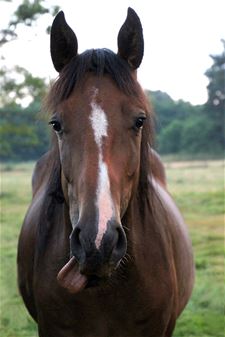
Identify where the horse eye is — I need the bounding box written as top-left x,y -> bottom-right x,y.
49,120 -> 62,133
134,117 -> 146,130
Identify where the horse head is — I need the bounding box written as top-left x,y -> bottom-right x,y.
48,8 -> 151,291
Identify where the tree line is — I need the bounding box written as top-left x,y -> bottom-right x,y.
151,41 -> 224,156
0,42 -> 224,161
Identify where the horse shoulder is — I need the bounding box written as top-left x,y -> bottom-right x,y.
18,152 -> 52,321
17,193 -> 43,321
149,148 -> 167,188
151,178 -> 195,316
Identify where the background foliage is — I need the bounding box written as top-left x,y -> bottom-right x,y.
148,41 -> 225,156
0,42 -> 224,160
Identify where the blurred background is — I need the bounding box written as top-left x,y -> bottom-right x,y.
0,1 -> 224,336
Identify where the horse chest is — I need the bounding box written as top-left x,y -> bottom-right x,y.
35,273 -> 161,337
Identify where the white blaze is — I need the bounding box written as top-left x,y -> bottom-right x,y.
89,102 -> 108,147
89,98 -> 113,249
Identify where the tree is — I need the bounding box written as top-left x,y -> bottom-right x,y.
0,0 -> 56,160
147,90 -> 201,131
0,0 -> 59,108
0,66 -> 47,107
181,115 -> 219,154
204,40 -> 225,150
0,103 -> 50,160
0,0 -> 59,45
157,120 -> 184,154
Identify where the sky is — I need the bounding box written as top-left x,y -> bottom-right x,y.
1,0 -> 225,105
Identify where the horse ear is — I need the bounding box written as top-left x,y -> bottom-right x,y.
117,7 -> 144,69
50,11 -> 78,72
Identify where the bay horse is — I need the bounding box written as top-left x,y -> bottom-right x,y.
17,8 -> 194,337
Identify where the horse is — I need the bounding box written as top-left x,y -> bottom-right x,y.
17,8 -> 194,337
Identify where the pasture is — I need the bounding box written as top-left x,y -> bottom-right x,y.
0,159 -> 224,337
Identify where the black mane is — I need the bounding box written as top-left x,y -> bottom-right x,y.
46,48 -> 139,113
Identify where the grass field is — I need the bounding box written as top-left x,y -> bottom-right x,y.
0,159 -> 224,336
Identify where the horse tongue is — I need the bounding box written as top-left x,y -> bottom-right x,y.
57,257 -> 87,294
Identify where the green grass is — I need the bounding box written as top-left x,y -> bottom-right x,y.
0,162 -> 37,337
0,160 -> 224,336
166,160 -> 224,337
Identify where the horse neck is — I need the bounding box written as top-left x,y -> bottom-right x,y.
122,180 -> 173,269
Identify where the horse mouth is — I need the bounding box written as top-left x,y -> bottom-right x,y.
57,257 -> 88,294
57,257 -> 110,293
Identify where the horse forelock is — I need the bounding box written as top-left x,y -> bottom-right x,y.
44,48 -> 140,114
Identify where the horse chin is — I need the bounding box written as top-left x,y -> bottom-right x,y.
85,275 -> 108,289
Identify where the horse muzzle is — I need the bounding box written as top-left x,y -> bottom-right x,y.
70,219 -> 127,279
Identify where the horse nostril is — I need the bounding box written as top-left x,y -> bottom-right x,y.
116,228 -> 125,250
70,227 -> 83,263
111,225 -> 127,265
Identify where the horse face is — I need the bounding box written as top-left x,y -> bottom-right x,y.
52,76 -> 147,278
50,8 -> 145,280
